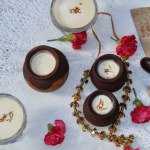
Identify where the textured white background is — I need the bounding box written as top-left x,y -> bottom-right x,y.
0,0 -> 150,150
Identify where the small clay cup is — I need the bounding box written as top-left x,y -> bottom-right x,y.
90,54 -> 127,92
23,45 -> 69,92
83,90 -> 119,127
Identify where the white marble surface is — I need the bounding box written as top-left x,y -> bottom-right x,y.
0,0 -> 150,150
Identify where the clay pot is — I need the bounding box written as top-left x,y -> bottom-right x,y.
90,54 -> 127,92
83,90 -> 119,127
23,45 -> 69,92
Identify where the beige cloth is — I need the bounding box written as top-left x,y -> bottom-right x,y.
147,86 -> 150,97
131,7 -> 150,57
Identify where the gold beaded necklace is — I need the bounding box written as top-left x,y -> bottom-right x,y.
70,13 -> 134,148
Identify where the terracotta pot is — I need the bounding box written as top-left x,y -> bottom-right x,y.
23,45 -> 69,92
90,54 -> 127,92
83,90 -> 119,127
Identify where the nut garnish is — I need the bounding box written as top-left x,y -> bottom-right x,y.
96,99 -> 108,111
104,65 -> 115,78
69,7 -> 81,14
0,111 -> 14,123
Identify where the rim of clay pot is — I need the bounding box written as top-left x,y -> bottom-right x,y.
24,45 -> 59,80
93,54 -> 124,83
88,90 -> 118,119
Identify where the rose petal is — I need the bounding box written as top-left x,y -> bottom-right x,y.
54,120 -> 65,128
72,41 -> 82,50
51,126 -> 66,134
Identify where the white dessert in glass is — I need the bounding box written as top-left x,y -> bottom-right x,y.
51,0 -> 98,33
53,0 -> 95,28
0,94 -> 27,144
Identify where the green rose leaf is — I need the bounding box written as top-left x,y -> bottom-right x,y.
47,123 -> 53,132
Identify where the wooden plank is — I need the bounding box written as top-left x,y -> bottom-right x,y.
131,7 -> 150,57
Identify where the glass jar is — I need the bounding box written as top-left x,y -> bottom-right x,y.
0,94 -> 27,145
50,0 -> 98,33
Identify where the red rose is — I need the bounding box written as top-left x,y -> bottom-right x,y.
73,32 -> 87,44
124,147 -> 132,150
44,120 -> 66,146
72,41 -> 82,50
116,35 -> 137,56
44,131 -> 64,146
130,105 -> 150,124
48,31 -> 87,50
72,32 -> 87,44
72,32 -> 87,50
